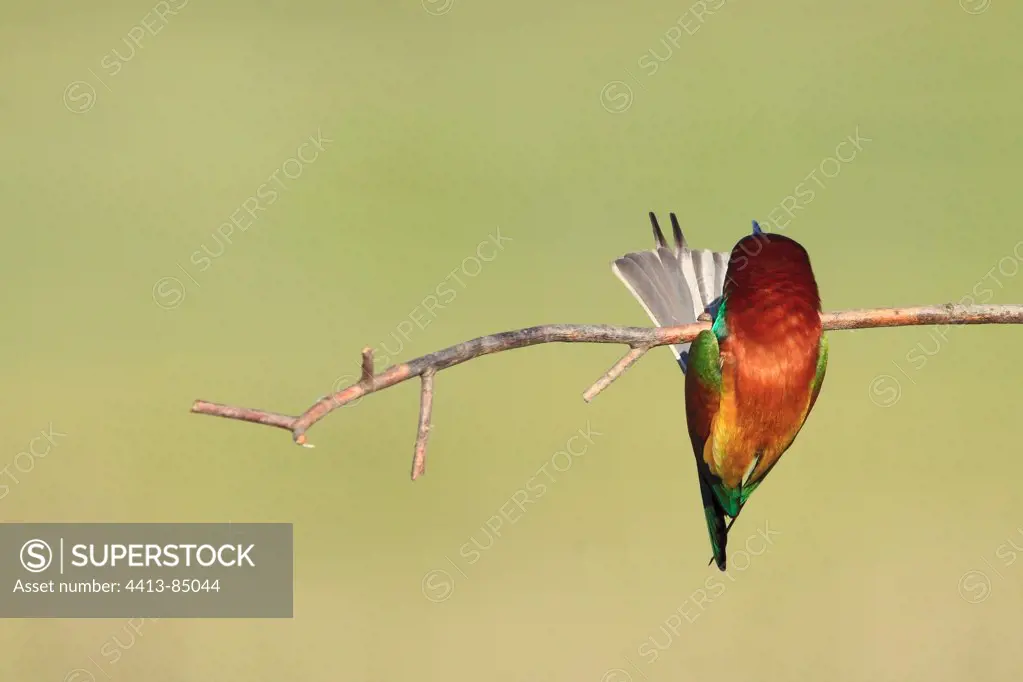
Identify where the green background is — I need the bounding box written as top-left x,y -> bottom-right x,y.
2,0 -> 1022,679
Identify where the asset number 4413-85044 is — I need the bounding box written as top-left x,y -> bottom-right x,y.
124,579 -> 221,593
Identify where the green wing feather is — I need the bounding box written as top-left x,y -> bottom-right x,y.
684,329 -> 728,569
808,333 -> 829,412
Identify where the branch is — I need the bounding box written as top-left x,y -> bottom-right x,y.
190,303 -> 1023,479
411,369 -> 436,481
582,346 -> 649,402
360,346 -> 374,384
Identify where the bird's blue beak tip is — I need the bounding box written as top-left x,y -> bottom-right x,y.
752,220 -> 763,235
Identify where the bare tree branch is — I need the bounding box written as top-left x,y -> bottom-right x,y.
190,303 -> 1023,479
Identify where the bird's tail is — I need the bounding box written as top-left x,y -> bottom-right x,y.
611,213 -> 731,372
699,473 -> 729,571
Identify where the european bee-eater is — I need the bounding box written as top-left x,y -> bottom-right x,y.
612,214 -> 827,570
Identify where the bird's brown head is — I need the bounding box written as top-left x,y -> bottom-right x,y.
722,229 -> 822,340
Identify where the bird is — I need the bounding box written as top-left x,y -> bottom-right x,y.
611,213 -> 827,570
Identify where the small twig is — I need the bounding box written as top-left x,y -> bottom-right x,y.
411,370 -> 436,481
190,303 -> 1023,477
190,401 -> 297,431
583,346 -> 650,402
360,347 -> 374,384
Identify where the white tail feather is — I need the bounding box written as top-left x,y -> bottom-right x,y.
611,215 -> 731,372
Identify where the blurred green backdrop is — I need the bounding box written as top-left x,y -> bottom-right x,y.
2,0 -> 1022,679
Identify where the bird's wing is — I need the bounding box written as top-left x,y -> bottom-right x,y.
806,333 -> 829,415
684,329 -> 723,466
685,329 -> 729,568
